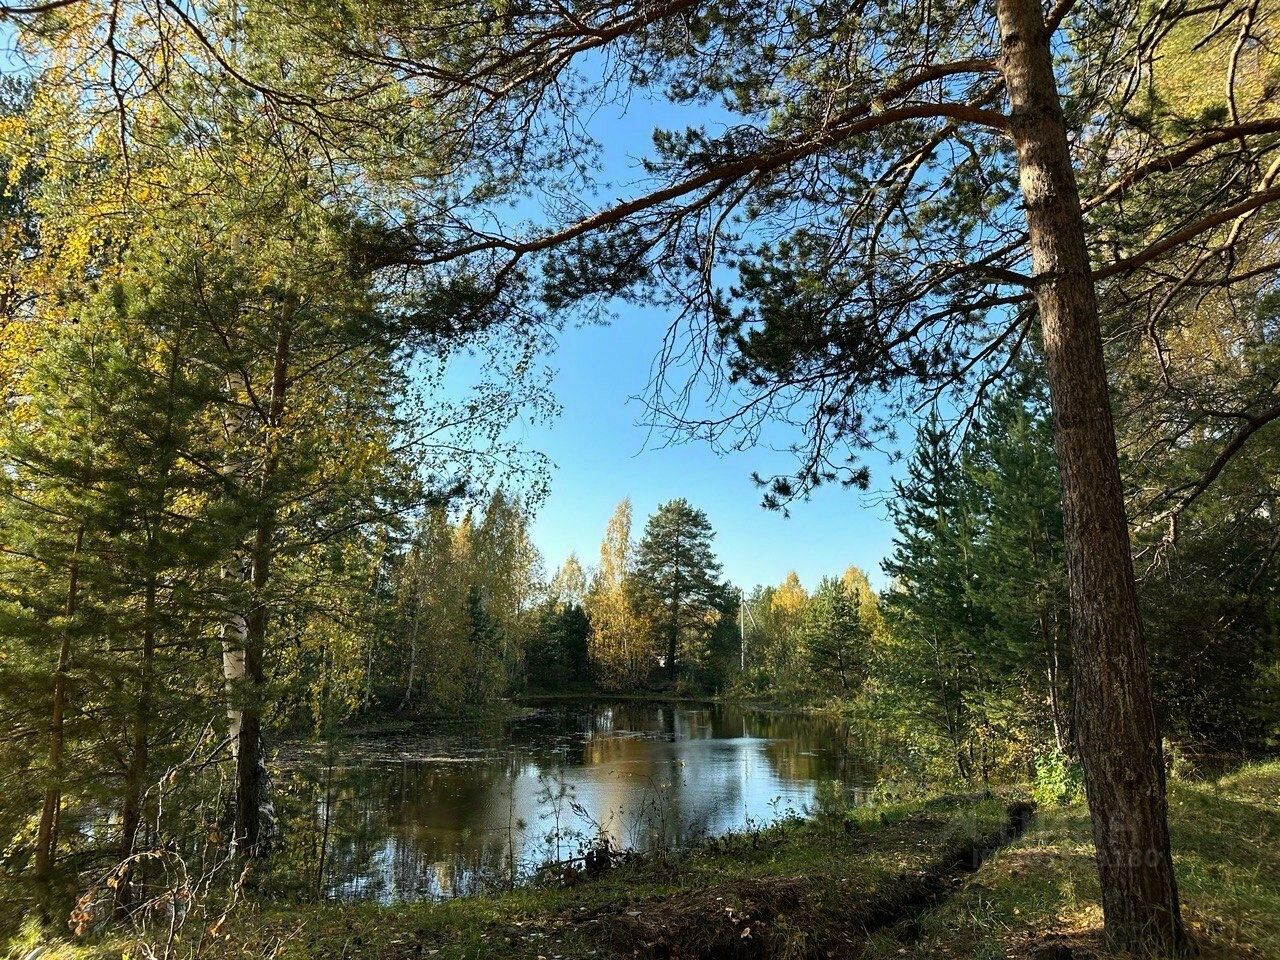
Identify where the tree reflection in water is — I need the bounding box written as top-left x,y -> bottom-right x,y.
276,701 -> 878,903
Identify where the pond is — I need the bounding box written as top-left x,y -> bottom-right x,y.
282,700 -> 878,902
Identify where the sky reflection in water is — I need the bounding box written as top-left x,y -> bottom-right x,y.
289,701 -> 875,902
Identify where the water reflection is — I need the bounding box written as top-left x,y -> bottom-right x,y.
283,701 -> 875,902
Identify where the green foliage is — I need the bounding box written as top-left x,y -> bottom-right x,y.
0,84 -> 553,925
798,577 -> 868,699
575,498 -> 737,693
735,567 -> 881,706
376,492 -> 544,715
525,602 -> 591,691
1031,750 -> 1085,809
1108,285 -> 1280,758
878,367 -> 1069,782
0,257 -> 236,917
631,498 -> 727,681
166,793 -> 1012,960
880,413 -> 991,779
463,587 -> 506,704
1,0 -> 1278,947
866,762 -> 1280,959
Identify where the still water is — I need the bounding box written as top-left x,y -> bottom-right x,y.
286,700 -> 875,902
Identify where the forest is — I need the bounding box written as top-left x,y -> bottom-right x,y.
1,0 -> 1279,958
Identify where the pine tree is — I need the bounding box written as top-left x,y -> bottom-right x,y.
525,602 -> 591,690
463,586 -> 505,704
632,499 -> 726,683
879,384 -> 1071,776
0,269 -> 229,912
966,369 -> 1070,755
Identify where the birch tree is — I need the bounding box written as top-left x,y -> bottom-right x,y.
585,499 -> 653,688
9,0 -> 1280,946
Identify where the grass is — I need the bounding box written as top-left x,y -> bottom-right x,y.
184,795 -> 1010,960
864,760 -> 1280,959
14,761 -> 1279,960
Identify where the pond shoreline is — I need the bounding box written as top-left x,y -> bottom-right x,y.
515,690 -> 793,714
273,699 -> 880,904
324,691 -> 822,741
29,762 -> 1280,958
224,763 -> 1280,958
197,791 -> 1014,960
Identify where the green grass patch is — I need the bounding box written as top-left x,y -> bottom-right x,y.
241,795 -> 1008,960
866,760 -> 1280,959
23,764 -> 1277,960
23,795 -> 1006,960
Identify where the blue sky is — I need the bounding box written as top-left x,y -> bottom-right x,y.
0,26 -> 907,593
513,307 -> 903,594
493,88 -> 908,593
437,75 -> 911,593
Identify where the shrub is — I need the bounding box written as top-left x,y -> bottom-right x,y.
1031,750 -> 1084,807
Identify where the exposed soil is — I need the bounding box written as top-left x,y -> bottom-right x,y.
566,802 -> 1036,959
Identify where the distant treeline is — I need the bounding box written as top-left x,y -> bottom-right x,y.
806,364 -> 1277,785
370,494 -> 740,710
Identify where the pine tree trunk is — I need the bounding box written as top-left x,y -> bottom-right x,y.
996,0 -> 1185,951
118,573 -> 157,913
237,319 -> 291,855
667,593 -> 679,682
34,524 -> 84,896
224,316 -> 291,857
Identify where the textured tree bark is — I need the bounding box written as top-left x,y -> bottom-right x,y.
222,555 -> 259,854
996,0 -> 1186,952
235,515 -> 273,856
